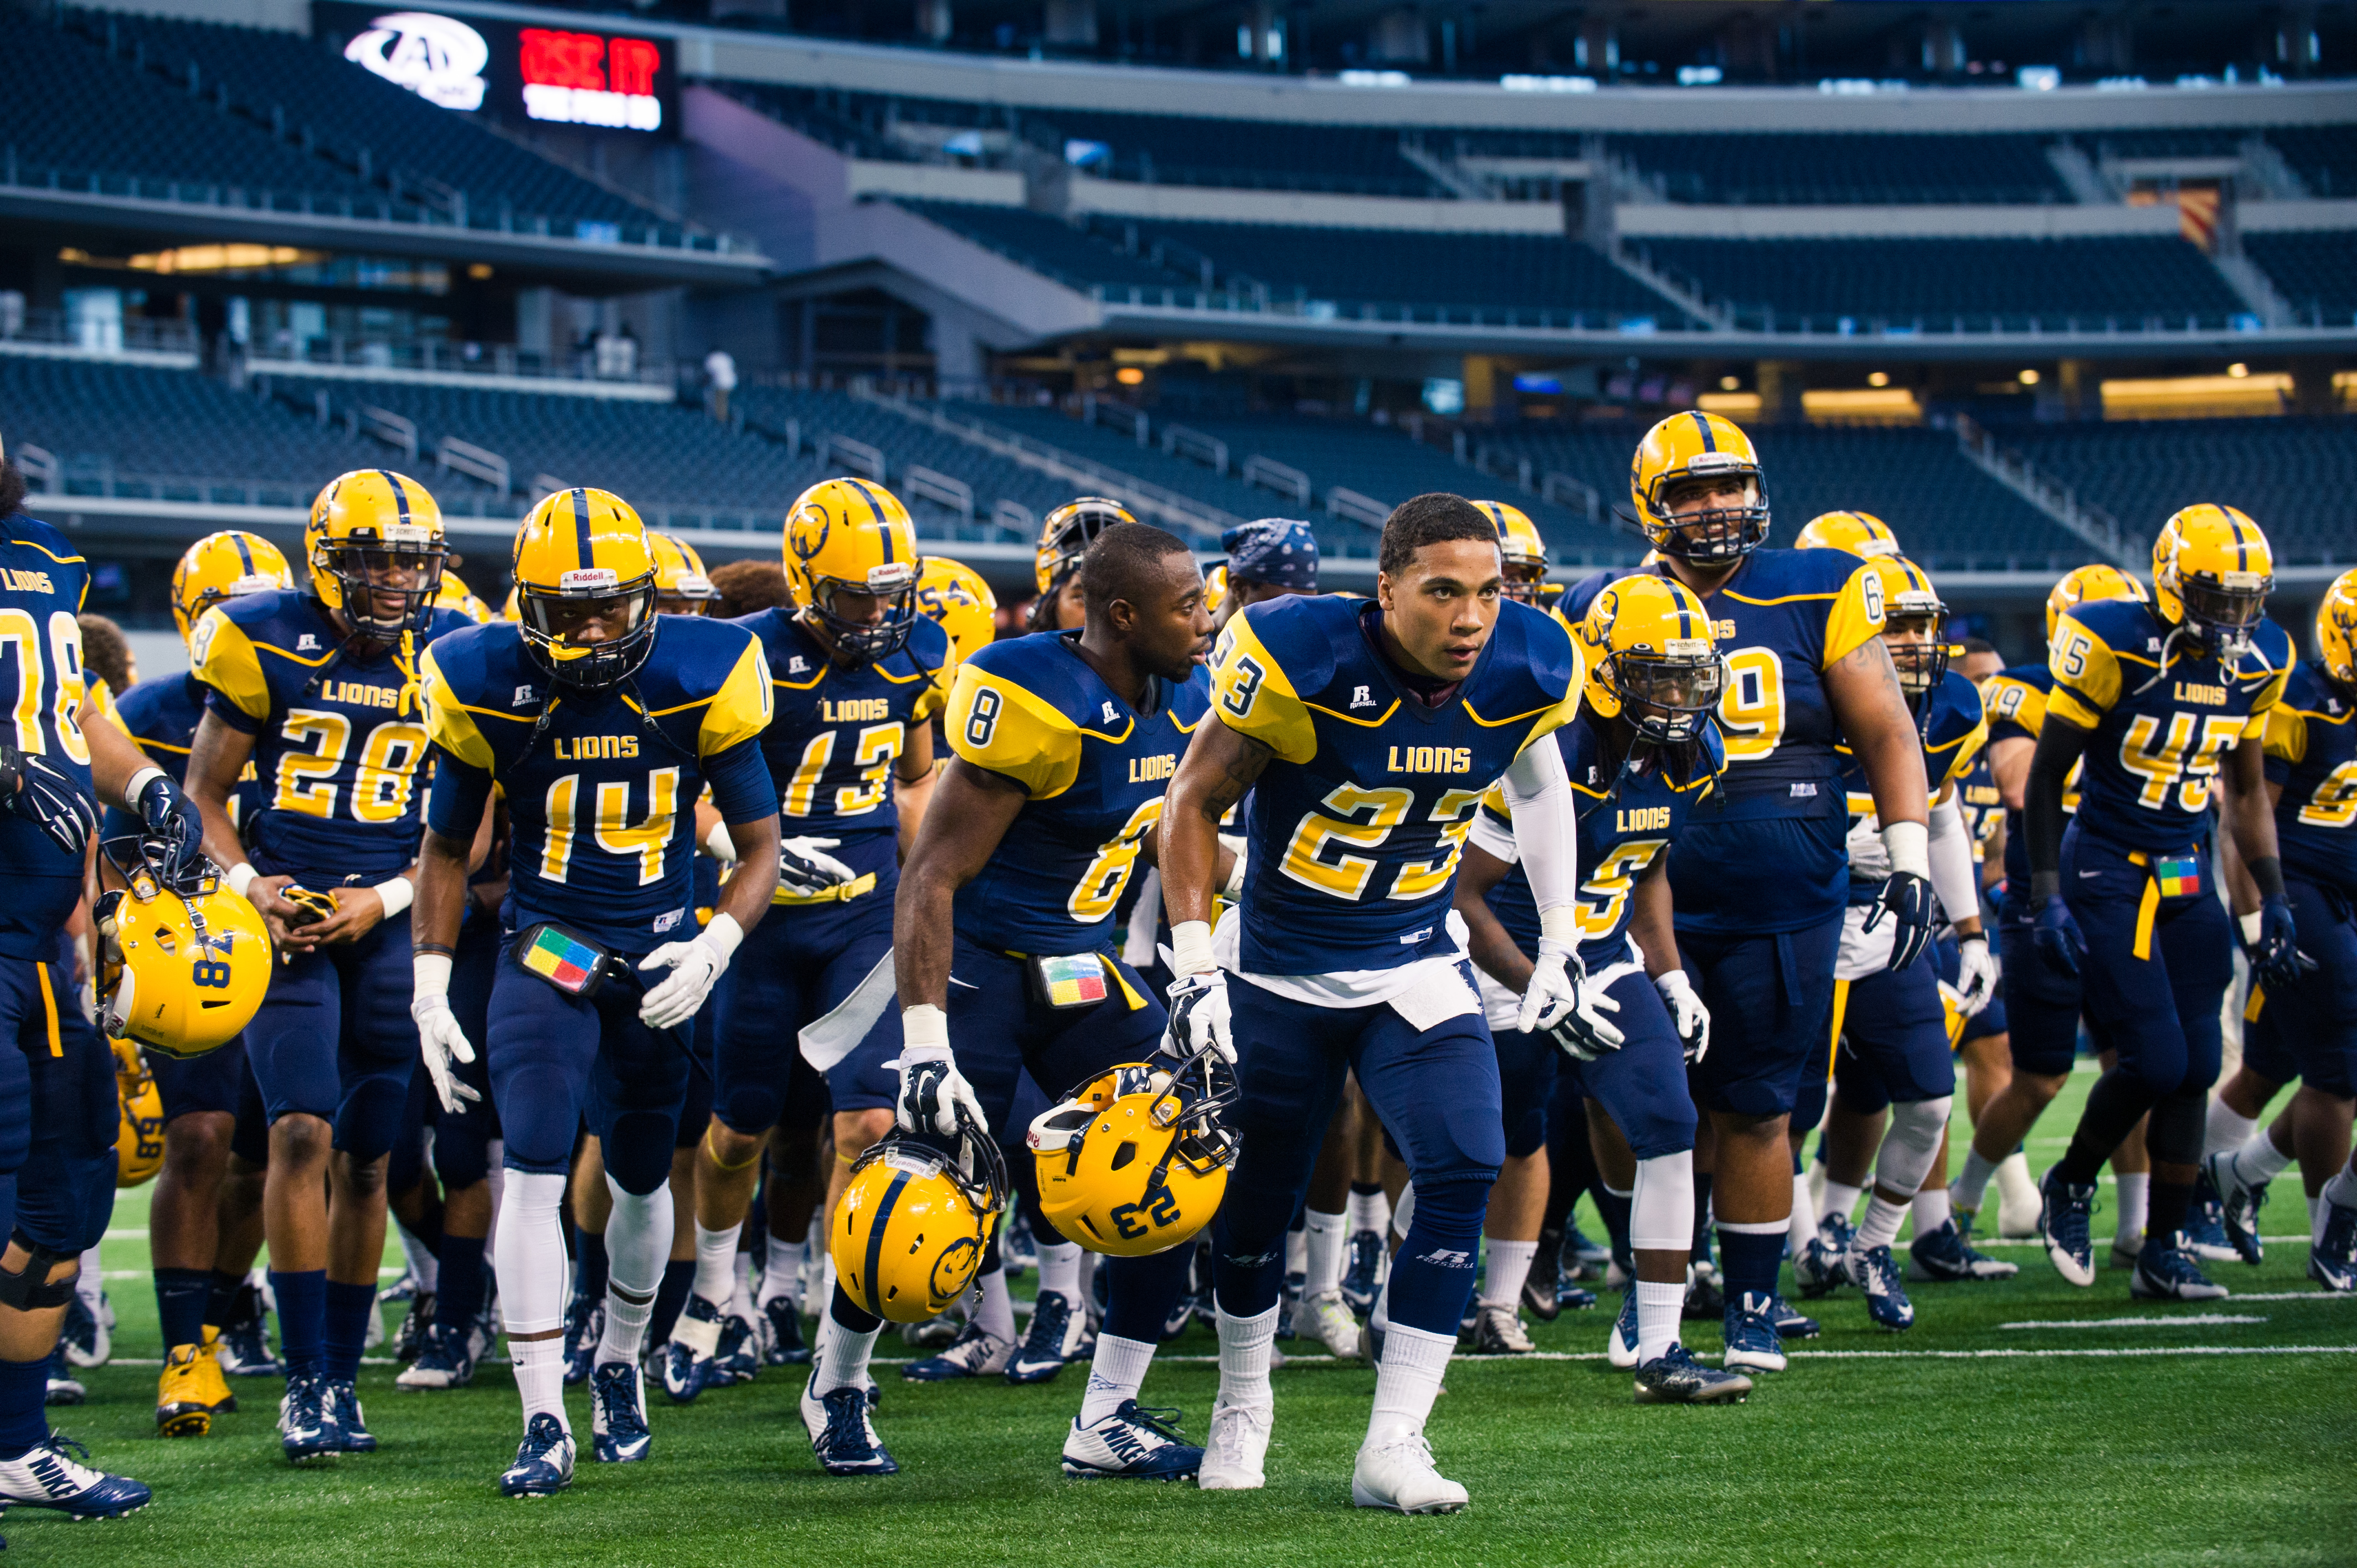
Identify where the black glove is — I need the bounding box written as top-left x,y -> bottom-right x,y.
134,770 -> 206,877
1864,870 -> 1937,974
0,740 -> 98,858
2033,894 -> 2085,979
2249,895 -> 2318,993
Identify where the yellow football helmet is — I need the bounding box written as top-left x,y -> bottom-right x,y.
501,585 -> 522,623
2044,563 -> 2149,643
831,1120 -> 1007,1323
1628,411 -> 1770,563
2154,504 -> 2273,650
115,1038 -> 164,1188
512,488 -> 660,689
170,530 -> 293,642
650,531 -> 719,615
2315,568 -> 2357,689
1578,574 -> 1723,747
1794,511 -> 1901,559
305,470 -> 448,639
95,842 -> 268,1060
1026,1049 -> 1238,1258
1036,497 -> 1135,595
1203,562 -> 1228,618
914,555 -> 997,664
1864,555 -> 1951,703
784,478 -> 923,662
1473,501 -> 1548,604
432,568 -> 495,624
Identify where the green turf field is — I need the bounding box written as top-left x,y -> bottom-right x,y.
35,1071 -> 2357,1566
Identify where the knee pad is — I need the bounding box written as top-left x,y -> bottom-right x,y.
0,1237 -> 78,1311
1398,1174 -> 1489,1245
1630,1152 -> 1695,1254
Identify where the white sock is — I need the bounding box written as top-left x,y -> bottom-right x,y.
1369,1265 -> 1392,1334
693,1221 -> 740,1306
812,1254 -> 838,1323
2114,1172 -> 2150,1243
598,1179 -> 672,1366
731,1253 -> 756,1321
512,1335 -> 568,1430
1635,1279 -> 1683,1365
1036,1240 -> 1082,1308
814,1302 -> 879,1396
1953,1145 -> 2001,1213
1214,1304 -> 1279,1411
1303,1210 -> 1347,1296
2205,1099 -> 2258,1159
974,1270 -> 1016,1343
2324,1162 -> 2357,1213
2232,1127 -> 2295,1188
76,1246 -> 105,1312
1821,1180 -> 1864,1225
1913,1184 -> 1953,1235
1479,1240 -> 1537,1308
1787,1172 -> 1816,1260
1285,1225 -> 1308,1281
2315,1192 -> 2331,1246
492,1170 -> 569,1340
1079,1332 -> 1156,1425
760,1230 -> 800,1306
1855,1194 -> 1908,1253
1366,1323 -> 1453,1448
395,1218 -> 441,1293
1349,1186 -> 1391,1240
1075,1250 -> 1099,1318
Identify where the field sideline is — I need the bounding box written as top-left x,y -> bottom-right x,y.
40,1075 -> 2357,1566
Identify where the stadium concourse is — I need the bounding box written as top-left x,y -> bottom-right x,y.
2,0 -> 2353,1560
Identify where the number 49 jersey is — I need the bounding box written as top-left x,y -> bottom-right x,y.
420,618 -> 776,952
191,589 -> 476,883
1213,595 -> 1583,978
2048,597 -> 2292,853
2263,659 -> 2357,891
947,630 -> 1210,957
0,514 -> 94,958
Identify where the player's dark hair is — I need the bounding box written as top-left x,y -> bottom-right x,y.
709,559 -> 789,617
78,614 -> 133,695
1379,493 -> 1497,578
0,456 -> 24,519
1960,636 -> 1999,659
1080,521 -> 1192,617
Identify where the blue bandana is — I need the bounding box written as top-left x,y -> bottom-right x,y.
1222,519 -> 1319,594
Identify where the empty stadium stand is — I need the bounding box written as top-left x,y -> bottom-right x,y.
894,202 -> 1195,292
1609,133 -> 2073,206
2247,230 -> 2357,318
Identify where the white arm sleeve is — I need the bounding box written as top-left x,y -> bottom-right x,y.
1502,740 -> 1578,926
1926,793 -> 1980,925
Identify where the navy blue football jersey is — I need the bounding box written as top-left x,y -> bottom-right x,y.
189,589 -> 475,883
105,672 -> 269,839
1213,595 -> 1582,976
1838,667 -> 1987,905
946,630 -> 1211,958
2263,659 -> 2357,892
421,618 -> 775,951
2048,597 -> 2292,853
1981,662 -> 2083,890
0,514 -> 94,959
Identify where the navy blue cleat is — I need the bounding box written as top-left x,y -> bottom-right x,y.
1846,1244 -> 1916,1330
2130,1233 -> 2229,1301
277,1371 -> 339,1463
662,1294 -> 724,1404
499,1414 -> 575,1498
1908,1216 -> 2018,1282
763,1298 -> 811,1366
1721,1292 -> 1788,1374
326,1379 -> 376,1452
2311,1193 -> 2357,1293
562,1291 -> 603,1386
0,1432 -> 151,1519
1634,1344 -> 1752,1404
1340,1230 -> 1385,1316
1764,1293 -> 1819,1341
2037,1167 -> 2099,1287
1006,1292 -> 1087,1384
2203,1152 -> 2268,1268
1794,1213 -> 1854,1298
2184,1172 -> 2238,1264
1607,1290 -> 1640,1369
589,1361 -> 652,1463
800,1373 -> 898,1476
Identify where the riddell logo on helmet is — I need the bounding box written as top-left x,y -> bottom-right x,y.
560,568 -> 619,590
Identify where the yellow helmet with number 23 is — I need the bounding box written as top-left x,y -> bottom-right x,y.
2152,504 -> 2273,652
1026,1048 -> 1238,1257
171,530 -> 293,642
2045,563 -> 2148,644
512,488 -> 661,690
831,1119 -> 1007,1323
1628,411 -> 1772,563
305,469 -> 449,639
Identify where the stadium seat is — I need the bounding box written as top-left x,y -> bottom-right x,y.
1608,133 -> 2071,206
2247,230 -> 2357,319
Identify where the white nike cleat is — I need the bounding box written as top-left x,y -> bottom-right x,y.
1305,1290 -> 1360,1360
1060,1400 -> 1201,1481
1351,1432 -> 1468,1514
1197,1397 -> 1271,1491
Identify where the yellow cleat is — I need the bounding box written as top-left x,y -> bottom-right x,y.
157,1337 -> 235,1437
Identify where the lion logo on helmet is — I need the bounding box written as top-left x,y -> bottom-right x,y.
786,501 -> 833,565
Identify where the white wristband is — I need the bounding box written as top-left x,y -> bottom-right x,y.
902,1002 -> 949,1054
123,765 -> 165,808
413,952 -> 452,1003
703,910 -> 744,960
704,819 -> 737,863
1539,905 -> 1581,947
1881,819 -> 1931,882
227,862 -> 258,899
1217,835 -> 1249,898
1170,919 -> 1215,977
373,876 -> 414,918
2238,910 -> 2263,946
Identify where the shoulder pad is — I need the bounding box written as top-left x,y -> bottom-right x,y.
1474,600 -> 1586,748
950,637 -> 1085,797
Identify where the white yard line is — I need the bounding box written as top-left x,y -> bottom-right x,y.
1999,1314 -> 2266,1329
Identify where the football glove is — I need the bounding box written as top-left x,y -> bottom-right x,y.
896,1006 -> 987,1137
1864,871 -> 1936,973
132,770 -> 205,880
2032,894 -> 2084,979
1952,933 -> 1999,1017
410,956 -> 481,1118
0,740 -> 97,859
778,836 -> 858,899
2248,895 -> 2317,993
1517,937 -> 1591,1035
1655,969 -> 1711,1063
1546,984 -> 1623,1062
637,914 -> 743,1031
1162,968 -> 1234,1065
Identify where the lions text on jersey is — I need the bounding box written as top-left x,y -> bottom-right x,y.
0,513 -> 92,958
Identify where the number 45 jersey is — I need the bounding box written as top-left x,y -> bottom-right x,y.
1212,595 -> 1583,978
419,618 -> 776,952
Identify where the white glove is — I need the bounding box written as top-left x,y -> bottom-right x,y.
1953,933 -> 1999,1017
1655,969 -> 1711,1064
896,1003 -> 987,1135
638,912 -> 743,1030
1516,937 -> 1588,1035
1162,969 -> 1234,1065
778,836 -> 857,898
410,954 -> 480,1117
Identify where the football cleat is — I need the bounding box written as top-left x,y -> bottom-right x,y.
60,1293 -> 110,1369
500,1414 -> 575,1498
1721,1293 -> 1788,1374
326,1379 -> 376,1452
902,1314 -> 961,1350
2130,1234 -> 2229,1301
1197,1397 -> 1272,1491
2203,1151 -> 2268,1267
2038,1168 -> 2099,1287
1794,1213 -> 1855,1298
589,1361 -> 652,1463
1468,1302 -> 1534,1355
800,1373 -> 898,1477
278,1371 -> 339,1462
1061,1401 -> 1202,1481
1006,1291 -> 1087,1384
1340,1230 -> 1385,1315
391,1291 -> 436,1364
662,1294 -> 725,1404
1566,1223 -> 1611,1280
2310,1193 -> 2357,1292
217,1285 -> 282,1377
1351,1433 -> 1468,1514
43,1344 -> 83,1407
156,1339 -> 234,1436
1680,1271 -> 1725,1322
395,1321 -> 480,1390
1607,1291 -> 1639,1369
709,1312 -> 760,1386
1161,1288 -> 1200,1341
1304,1290 -> 1360,1360
1557,1282 -> 1600,1311
562,1291 -> 604,1385
1634,1344 -> 1752,1405
0,1432 -> 151,1519
1766,1294 -> 1820,1341
2185,1172 -> 2238,1263
1993,1155 -> 2045,1239
762,1298 -> 811,1365
1846,1244 -> 1916,1330
1524,1228 -> 1565,1322
1907,1218 -> 2019,1282
904,1321 -> 1013,1381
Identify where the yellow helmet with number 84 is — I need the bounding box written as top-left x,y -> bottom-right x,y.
96,839 -> 267,1061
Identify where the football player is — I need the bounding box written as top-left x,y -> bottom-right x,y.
812,521 -> 1219,1481
1027,497 -> 1132,633
2208,566 -> 2357,1287
1472,499 -> 1556,613
675,481 -> 953,1400
182,471 -> 475,1461
1622,423 -> 1932,1374
412,488 -> 780,1497
2026,506 -> 2300,1299
1162,493 -> 1599,1510
1455,574 -> 1748,1402
1211,519 -> 1319,632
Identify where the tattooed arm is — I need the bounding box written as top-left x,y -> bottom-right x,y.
1824,633 -> 1930,833
1158,711 -> 1272,933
